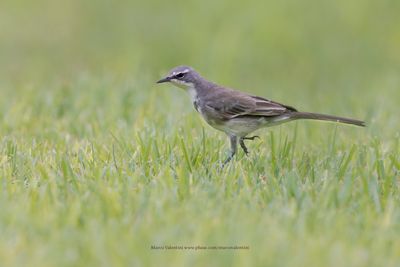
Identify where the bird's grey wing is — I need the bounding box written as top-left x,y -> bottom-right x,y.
250,95 -> 297,112
203,90 -> 295,120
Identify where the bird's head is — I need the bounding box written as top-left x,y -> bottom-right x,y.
157,65 -> 200,89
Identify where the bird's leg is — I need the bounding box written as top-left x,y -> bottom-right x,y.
239,138 -> 249,155
239,136 -> 260,155
223,136 -> 237,166
242,135 -> 260,141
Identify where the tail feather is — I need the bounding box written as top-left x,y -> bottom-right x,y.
290,112 -> 365,127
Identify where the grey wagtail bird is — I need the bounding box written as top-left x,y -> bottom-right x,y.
157,65 -> 365,165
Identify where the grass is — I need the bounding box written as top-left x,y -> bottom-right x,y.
0,0 -> 399,266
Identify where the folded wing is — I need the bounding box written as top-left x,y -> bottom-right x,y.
203,89 -> 297,120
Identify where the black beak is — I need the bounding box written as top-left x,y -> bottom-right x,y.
156,77 -> 170,84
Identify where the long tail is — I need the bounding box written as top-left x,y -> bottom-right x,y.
289,112 -> 365,127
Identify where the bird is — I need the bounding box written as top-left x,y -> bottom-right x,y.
157,65 -> 365,165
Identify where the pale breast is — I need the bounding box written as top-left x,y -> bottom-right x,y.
195,107 -> 256,136
198,113 -> 292,137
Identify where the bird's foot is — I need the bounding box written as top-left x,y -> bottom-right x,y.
242,135 -> 260,141
239,136 -> 260,155
239,139 -> 249,156
221,150 -> 236,168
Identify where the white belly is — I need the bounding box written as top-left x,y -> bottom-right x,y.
203,115 -> 292,137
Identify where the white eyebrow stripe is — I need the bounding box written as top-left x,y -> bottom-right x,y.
172,69 -> 190,76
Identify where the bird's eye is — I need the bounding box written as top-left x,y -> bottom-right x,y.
175,72 -> 185,78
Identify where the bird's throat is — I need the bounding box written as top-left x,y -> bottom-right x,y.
187,86 -> 198,103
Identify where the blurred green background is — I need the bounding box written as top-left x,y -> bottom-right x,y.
0,0 -> 399,266
1,0 -> 399,129
2,0 -> 399,87
1,0 -> 399,136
